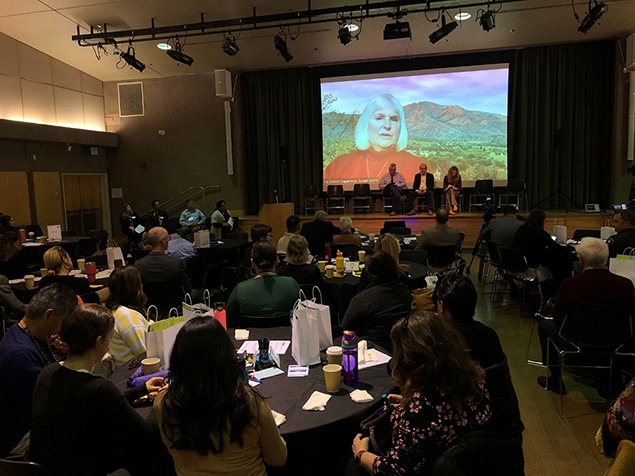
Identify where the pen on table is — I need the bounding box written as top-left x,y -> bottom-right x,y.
249,374 -> 263,384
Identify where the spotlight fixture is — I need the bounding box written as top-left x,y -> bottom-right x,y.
338,26 -> 352,45
384,21 -> 411,40
454,11 -> 472,21
336,14 -> 361,45
577,1 -> 608,34
156,42 -> 172,50
119,43 -> 145,72
222,34 -> 239,56
479,9 -> 496,32
166,37 -> 193,66
429,11 -> 458,44
274,32 -> 293,62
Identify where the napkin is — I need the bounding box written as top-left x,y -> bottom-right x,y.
350,389 -> 374,403
271,410 -> 286,427
235,329 -> 250,340
302,391 -> 332,411
358,340 -> 368,364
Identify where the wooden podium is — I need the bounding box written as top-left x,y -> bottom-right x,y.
258,203 -> 294,244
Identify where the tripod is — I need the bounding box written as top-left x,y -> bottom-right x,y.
532,189 -> 581,212
466,222 -> 489,281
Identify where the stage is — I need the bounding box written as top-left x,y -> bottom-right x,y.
240,210 -> 610,249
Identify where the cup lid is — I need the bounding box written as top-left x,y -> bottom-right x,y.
326,346 -> 342,354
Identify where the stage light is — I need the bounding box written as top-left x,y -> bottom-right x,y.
384,21 -> 411,40
274,33 -> 293,62
222,34 -> 239,56
578,1 -> 607,34
345,24 -> 359,33
166,37 -> 193,66
156,43 -> 171,50
338,26 -> 352,45
454,12 -> 471,21
119,44 -> 145,72
429,13 -> 458,44
479,10 -> 496,31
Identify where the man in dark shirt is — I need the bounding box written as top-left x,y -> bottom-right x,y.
0,284 -> 77,457
607,209 -> 635,258
300,210 -> 341,258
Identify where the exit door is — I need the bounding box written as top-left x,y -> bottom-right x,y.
63,175 -> 104,236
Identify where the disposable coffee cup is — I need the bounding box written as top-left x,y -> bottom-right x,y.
358,250 -> 366,262
40,268 -> 48,278
77,258 -> 86,272
142,357 -> 161,375
317,260 -> 327,273
24,275 -> 35,289
28,232 -> 35,240
368,233 -> 375,243
325,265 -> 335,278
323,364 -> 342,393
326,346 -> 343,366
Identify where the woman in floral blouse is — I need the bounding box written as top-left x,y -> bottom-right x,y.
351,311 -> 492,475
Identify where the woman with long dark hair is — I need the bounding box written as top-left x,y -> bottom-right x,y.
351,311 -> 491,475
106,266 -> 150,366
155,316 -> 287,474
443,166 -> 462,215
0,231 -> 29,279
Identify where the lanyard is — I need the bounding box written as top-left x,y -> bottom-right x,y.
18,320 -> 57,365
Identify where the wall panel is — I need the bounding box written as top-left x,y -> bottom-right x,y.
0,171 -> 31,226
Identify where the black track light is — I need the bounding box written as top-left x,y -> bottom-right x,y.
167,37 -> 193,66
222,34 -> 239,56
338,26 -> 352,45
120,44 -> 145,72
274,33 -> 293,62
429,13 -> 458,44
479,10 -> 496,32
578,1 -> 607,34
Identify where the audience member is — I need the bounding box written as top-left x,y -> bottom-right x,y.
596,377 -> 635,459
301,210 -> 341,257
134,227 -> 193,298
444,166 -> 463,215
178,199 -> 206,239
149,199 -> 168,225
341,251 -> 412,352
406,162 -> 435,215
165,222 -> 197,263
277,215 -> 302,256
119,204 -> 141,246
106,266 -> 150,367
379,163 -> 407,216
236,223 -> 274,282
416,207 -> 461,249
155,316 -> 287,474
351,311 -> 491,475
29,304 -> 164,476
607,210 -> 635,258
0,215 -> 18,234
359,233 -> 409,291
333,217 -> 362,247
537,238 -> 635,394
211,200 -> 238,239
513,209 -> 574,285
0,272 -> 27,317
0,284 -> 77,457
278,235 -> 324,288
0,231 -> 29,279
479,205 -> 523,249
226,241 -> 300,327
40,246 -> 108,304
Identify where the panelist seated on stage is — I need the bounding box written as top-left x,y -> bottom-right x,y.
155,316 -> 287,475
148,199 -> 168,225
178,199 -> 206,239
379,163 -> 407,216
479,205 -> 524,249
415,208 -> 461,250
443,166 -> 463,215
211,199 -> 239,239
537,238 -> 635,394
226,241 -> 300,328
323,94 -> 423,184
0,284 -> 77,458
300,210 -> 341,258
351,312 -> 492,476
607,209 -> 635,258
341,251 -> 412,353
0,230 -> 29,280
29,304 -> 164,476
406,163 -> 435,216
277,214 -> 302,257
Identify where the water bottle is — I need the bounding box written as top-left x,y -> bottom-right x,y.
324,242 -> 331,262
342,330 -> 358,387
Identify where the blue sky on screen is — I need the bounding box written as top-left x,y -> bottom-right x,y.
322,68 -> 509,116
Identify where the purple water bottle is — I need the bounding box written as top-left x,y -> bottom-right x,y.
342,330 -> 358,387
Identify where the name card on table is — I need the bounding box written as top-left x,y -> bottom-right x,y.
47,225 -> 62,241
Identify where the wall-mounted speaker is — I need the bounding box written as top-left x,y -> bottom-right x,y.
117,82 -> 144,117
215,69 -> 232,99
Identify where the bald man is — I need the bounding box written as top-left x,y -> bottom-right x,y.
134,226 -> 192,296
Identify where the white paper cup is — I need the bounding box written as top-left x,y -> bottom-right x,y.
326,346 -> 343,366
24,275 -> 35,289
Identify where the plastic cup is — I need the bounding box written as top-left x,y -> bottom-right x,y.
358,250 -> 366,262
24,275 -> 35,289
326,346 -> 343,366
142,357 -> 161,375
40,268 -> 48,278
85,262 -> 97,282
325,265 -> 335,278
317,260 -> 327,273
18,229 -> 26,242
77,259 -> 86,272
323,364 -> 342,393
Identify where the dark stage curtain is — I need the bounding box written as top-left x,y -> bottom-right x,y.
509,40 -> 615,209
241,68 -> 322,215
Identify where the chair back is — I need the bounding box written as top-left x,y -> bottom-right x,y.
382,220 -> 407,231
425,245 -> 458,268
142,281 -> 185,320
535,268 -> 557,305
26,224 -> 44,237
0,458 -> 50,476
327,185 -> 344,197
474,179 -> 494,194
572,229 -> 601,241
75,237 -> 98,258
399,250 -> 428,266
485,241 -> 501,267
353,183 -> 370,196
332,244 -> 361,260
202,261 -> 227,290
303,184 -> 319,198
497,247 -> 528,273
88,229 -> 109,250
185,255 -> 203,288
61,230 -> 78,238
560,305 -> 633,349
387,227 -> 411,236
506,178 -> 525,194
238,313 -> 291,328
130,248 -> 151,263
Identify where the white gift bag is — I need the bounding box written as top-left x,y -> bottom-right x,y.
107,247 -> 126,270
601,226 -> 616,240
301,287 -> 333,350
182,302 -> 213,322
610,251 -> 635,287
194,230 -> 211,248
291,299 -> 321,366
145,317 -> 184,366
552,218 -> 567,244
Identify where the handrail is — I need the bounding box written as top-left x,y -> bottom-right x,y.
162,185 -> 222,216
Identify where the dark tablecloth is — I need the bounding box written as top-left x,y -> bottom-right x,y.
19,237 -> 89,266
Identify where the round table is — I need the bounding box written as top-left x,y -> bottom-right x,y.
19,237 -> 89,267
111,326 -> 394,476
